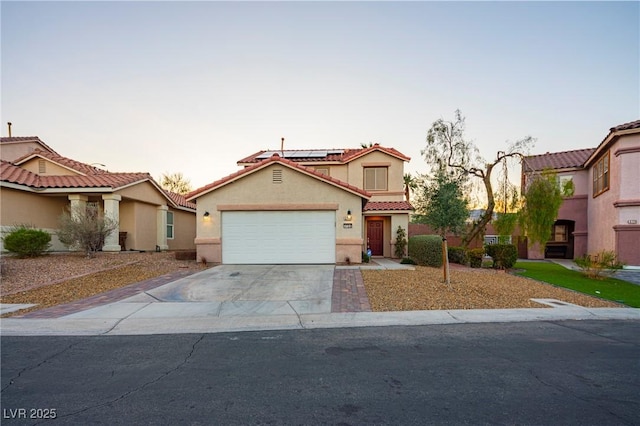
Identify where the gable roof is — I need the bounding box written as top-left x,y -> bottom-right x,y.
237,143 -> 410,165
584,118 -> 640,167
522,148 -> 595,173
13,149 -> 110,175
0,136 -> 58,156
1,150 -> 196,210
187,153 -> 372,201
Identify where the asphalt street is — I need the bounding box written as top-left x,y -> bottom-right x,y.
2,320 -> 639,425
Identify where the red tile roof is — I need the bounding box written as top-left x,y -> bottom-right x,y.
1,159 -> 151,189
188,154 -> 372,200
13,149 -> 110,175
522,148 -> 595,172
2,149 -> 195,210
364,201 -> 414,212
611,119 -> 640,132
237,143 -> 410,165
164,190 -> 197,210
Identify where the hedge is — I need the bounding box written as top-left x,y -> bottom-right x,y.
408,235 -> 442,267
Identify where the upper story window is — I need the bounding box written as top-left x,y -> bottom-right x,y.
364,167 -> 388,191
167,211 -> 174,239
592,151 -> 609,198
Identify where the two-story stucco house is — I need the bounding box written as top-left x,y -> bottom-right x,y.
1,136 -> 196,252
521,119 -> 640,266
186,143 -> 413,264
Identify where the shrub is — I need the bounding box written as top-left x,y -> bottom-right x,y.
400,257 -> 416,265
57,204 -> 118,258
574,250 -> 625,279
408,235 -> 442,267
394,226 -> 408,259
2,225 -> 51,257
362,251 -> 370,263
468,248 -> 484,268
485,244 -> 518,269
448,246 -> 468,265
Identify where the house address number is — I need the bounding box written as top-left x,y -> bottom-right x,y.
343,223 -> 353,229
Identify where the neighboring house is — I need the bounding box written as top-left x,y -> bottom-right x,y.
1,137 -> 196,252
521,119 -> 640,266
187,144 -> 413,264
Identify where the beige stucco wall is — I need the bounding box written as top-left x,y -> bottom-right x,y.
168,208 -> 196,250
346,151 -> 406,201
118,181 -> 167,205
1,188 -> 71,251
194,163 -> 364,263
20,158 -> 80,176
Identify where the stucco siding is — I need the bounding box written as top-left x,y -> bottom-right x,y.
168,209 -> 196,250
195,164 -> 364,263
1,142 -> 46,162
346,151 -> 405,201
20,158 -> 79,176
117,181 -> 166,205
1,188 -> 68,229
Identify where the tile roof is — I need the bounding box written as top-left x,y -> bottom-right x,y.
164,190 -> 197,210
522,148 -> 595,172
188,153 -> 372,200
1,159 -> 151,189
0,136 -> 58,155
13,149 -> 110,175
2,150 -> 195,210
237,143 -> 410,165
364,201 -> 414,212
610,119 -> 640,132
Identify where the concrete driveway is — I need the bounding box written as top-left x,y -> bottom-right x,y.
63,265 -> 334,319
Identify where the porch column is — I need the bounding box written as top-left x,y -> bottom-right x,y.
66,195 -> 88,252
102,194 -> 121,252
67,194 -> 88,217
157,205 -> 169,251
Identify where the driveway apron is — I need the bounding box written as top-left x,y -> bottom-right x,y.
62,265 -> 334,319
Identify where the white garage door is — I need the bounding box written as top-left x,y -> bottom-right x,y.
222,211 -> 335,264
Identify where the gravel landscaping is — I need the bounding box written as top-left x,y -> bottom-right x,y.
0,252 -> 207,316
0,253 -> 621,318
362,266 -> 621,311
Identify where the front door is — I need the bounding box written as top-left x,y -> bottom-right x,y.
367,220 -> 384,256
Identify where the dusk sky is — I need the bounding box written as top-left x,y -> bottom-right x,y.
2,1 -> 638,190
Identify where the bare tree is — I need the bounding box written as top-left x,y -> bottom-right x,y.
57,204 -> 118,258
422,110 -> 533,248
160,172 -> 192,195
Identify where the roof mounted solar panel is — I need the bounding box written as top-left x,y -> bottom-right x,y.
327,149 -> 344,155
307,151 -> 327,158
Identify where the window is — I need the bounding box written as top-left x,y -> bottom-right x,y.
592,151 -> 609,197
364,167 -> 387,191
315,167 -> 329,176
551,224 -> 568,242
166,211 -> 174,239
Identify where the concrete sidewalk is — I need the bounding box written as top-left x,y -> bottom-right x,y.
2,304 -> 638,336
2,260 -> 639,336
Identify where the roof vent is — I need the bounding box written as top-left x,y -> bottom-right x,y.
273,169 -> 283,184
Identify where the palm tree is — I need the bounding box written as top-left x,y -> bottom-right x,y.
403,173 -> 417,202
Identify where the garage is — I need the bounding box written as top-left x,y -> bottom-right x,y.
221,211 -> 335,264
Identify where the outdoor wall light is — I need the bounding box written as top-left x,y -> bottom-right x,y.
345,209 -> 352,221
203,211 -> 211,221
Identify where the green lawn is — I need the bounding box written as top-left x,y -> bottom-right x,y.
513,261 -> 640,308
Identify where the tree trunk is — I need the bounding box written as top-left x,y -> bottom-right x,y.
462,165 -> 495,249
